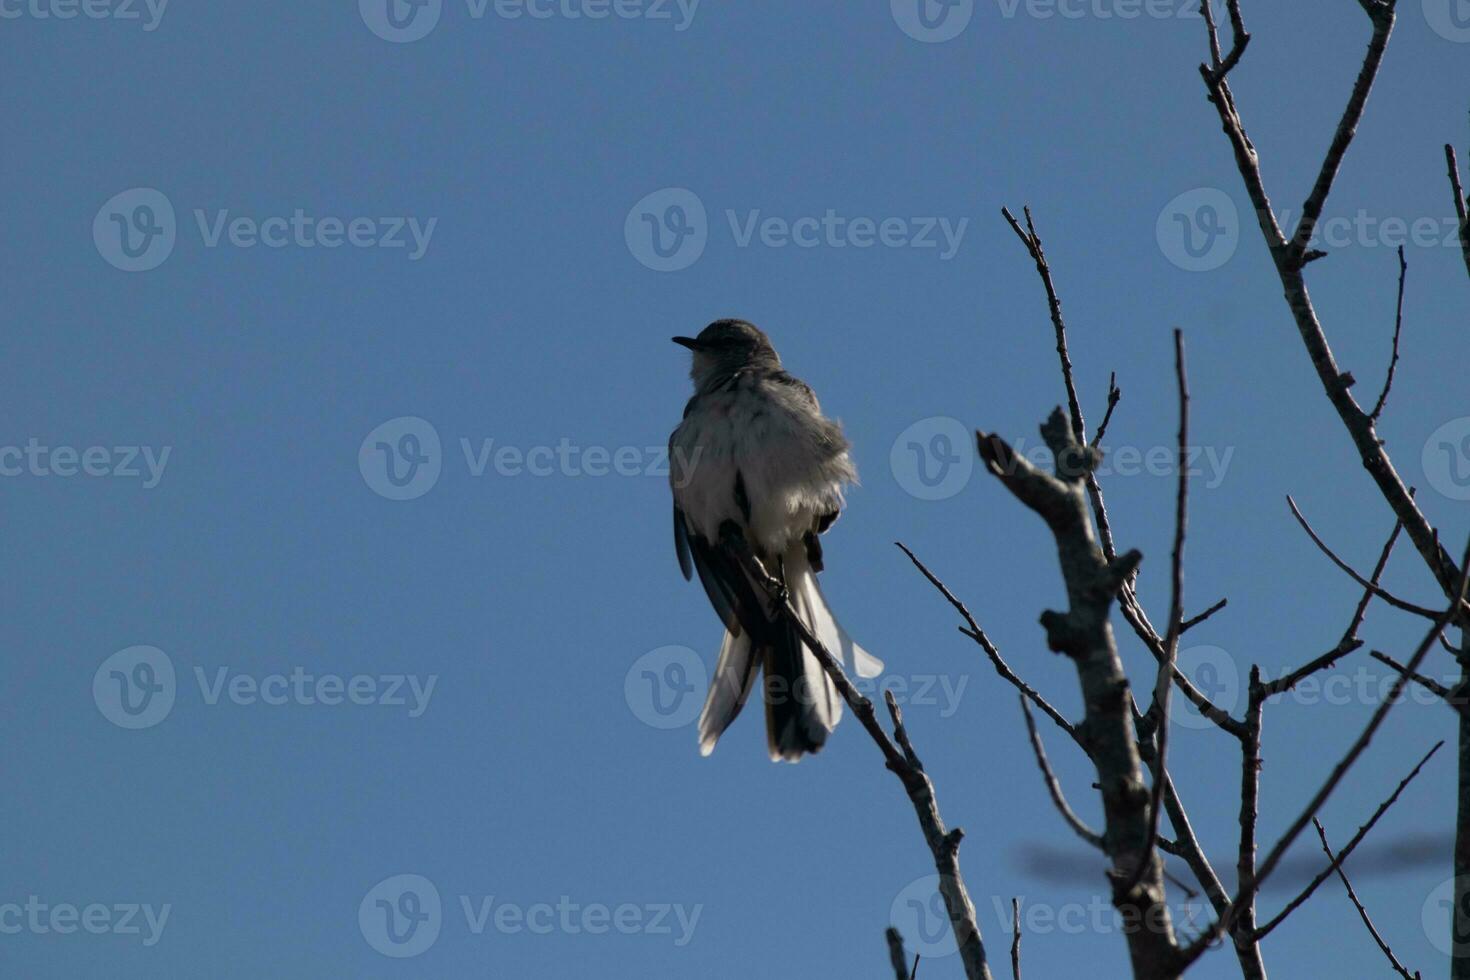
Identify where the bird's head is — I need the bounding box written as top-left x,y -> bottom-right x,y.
672,319 -> 781,387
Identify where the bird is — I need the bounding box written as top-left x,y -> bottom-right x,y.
668,319 -> 883,761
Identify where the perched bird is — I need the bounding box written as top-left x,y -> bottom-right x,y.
669,319 -> 882,761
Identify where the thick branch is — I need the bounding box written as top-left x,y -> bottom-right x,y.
976,413 -> 1178,976
1196,0 -> 1461,600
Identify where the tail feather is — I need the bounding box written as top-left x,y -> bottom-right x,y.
698,628 -> 761,757
763,612 -> 833,762
787,546 -> 884,680
696,540 -> 882,762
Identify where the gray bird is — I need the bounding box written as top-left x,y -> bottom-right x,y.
669,319 -> 882,761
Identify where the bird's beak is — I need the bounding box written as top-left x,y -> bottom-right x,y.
671,336 -> 704,351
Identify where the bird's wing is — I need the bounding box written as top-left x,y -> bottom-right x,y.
673,503 -> 694,581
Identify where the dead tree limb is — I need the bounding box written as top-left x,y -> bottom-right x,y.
721,525 -> 993,980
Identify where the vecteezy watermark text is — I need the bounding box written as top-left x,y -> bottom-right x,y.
358,416 -> 700,500
93,646 -> 437,730
0,0 -> 167,30
358,874 -> 702,958
0,897 -> 170,946
625,188 -> 970,272
359,0 -> 700,43
94,188 -> 436,272
0,440 -> 170,488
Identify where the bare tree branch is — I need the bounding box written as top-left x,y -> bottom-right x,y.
1285,0 -> 1396,263
1195,0 -> 1462,600
1368,247 -> 1407,422
1000,206 -> 1120,565
1370,650 -> 1458,706
1285,495 -> 1447,620
1313,820 -> 1422,979
1179,598 -> 1228,635
1181,545 -> 1470,966
720,525 -> 993,980
1254,740 -> 1444,940
1127,329 -> 1190,893
1019,696 -> 1105,849
1260,639 -> 1365,699
898,542 -> 1080,746
975,412 -> 1178,976
1010,898 -> 1022,980
886,927 -> 912,980
1091,373 -> 1121,449
1448,144 -> 1470,281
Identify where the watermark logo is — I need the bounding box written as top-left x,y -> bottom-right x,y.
1424,0 -> 1470,42
626,646 -> 706,729
360,874 -> 442,958
360,417 -> 442,500
891,875 -> 959,957
1423,417 -> 1470,501
360,0 -> 442,41
1157,188 -> 1238,272
890,417 -> 974,500
1167,644 -> 1238,730
1423,876 -> 1470,955
0,0 -> 168,30
626,187 -> 707,272
93,646 -> 176,730
94,188 -> 176,272
892,0 -> 974,42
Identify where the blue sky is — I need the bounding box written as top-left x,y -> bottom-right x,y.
4,1 -> 1469,977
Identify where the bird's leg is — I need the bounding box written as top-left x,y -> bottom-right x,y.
719,520 -> 789,604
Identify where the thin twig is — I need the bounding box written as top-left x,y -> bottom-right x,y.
1286,496 -> 1446,620
1019,696 -> 1104,849
1260,639 -> 1365,699
898,542 -> 1080,746
1370,650 -> 1457,705
1091,373 -> 1121,448
1127,329 -> 1190,893
1340,519 -> 1406,646
1368,247 -> 1406,422
1285,0 -> 1396,263
1180,597 -> 1228,634
1313,820 -> 1422,979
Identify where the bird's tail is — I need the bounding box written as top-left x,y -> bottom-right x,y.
697,542 -> 884,762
